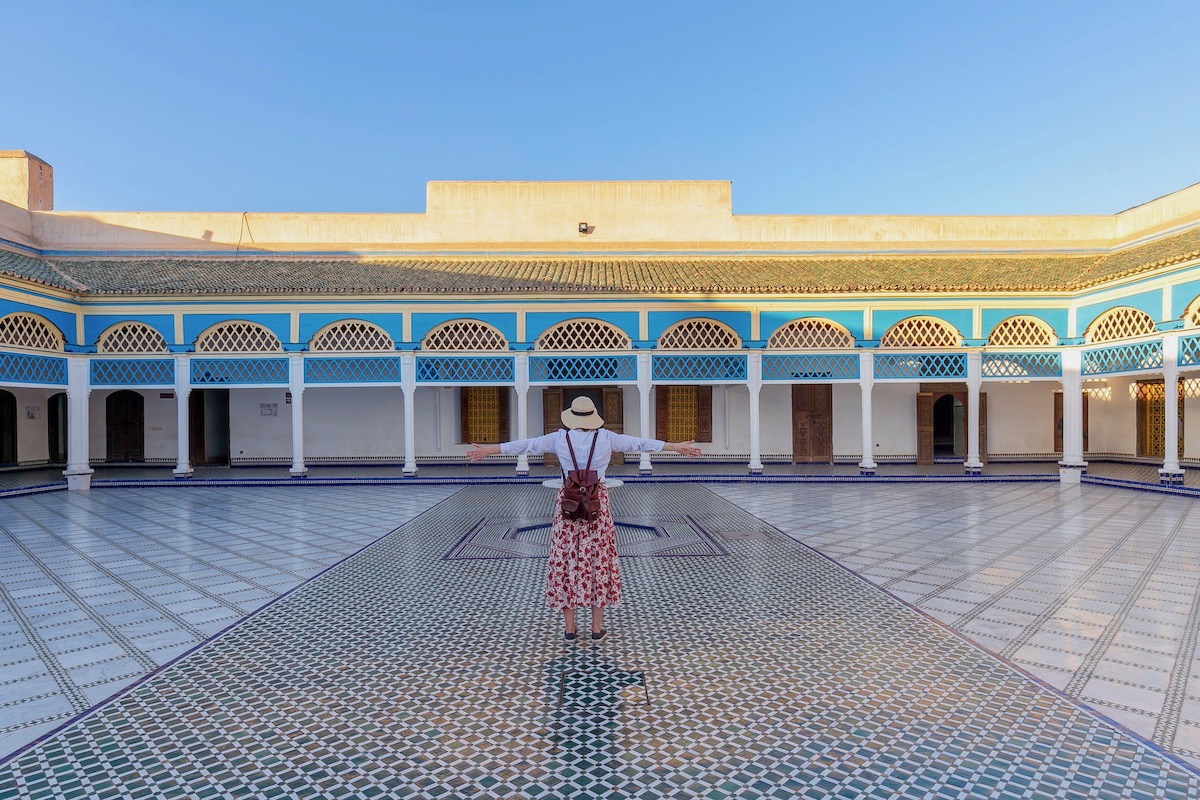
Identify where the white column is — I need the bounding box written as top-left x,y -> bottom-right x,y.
1060,347 -> 1087,483
289,354 -> 307,477
515,352 -> 529,475
63,356 -> 93,490
1161,333 -> 1183,481
747,351 -> 763,473
173,355 -> 192,477
965,350 -> 983,472
637,352 -> 653,472
859,351 -> 877,474
402,352 -> 417,476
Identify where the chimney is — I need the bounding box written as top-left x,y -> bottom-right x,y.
0,151 -> 53,210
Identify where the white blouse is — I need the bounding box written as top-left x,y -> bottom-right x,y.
499,428 -> 665,480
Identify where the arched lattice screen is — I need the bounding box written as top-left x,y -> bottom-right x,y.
310,320 -> 393,352
879,317 -> 961,348
422,320 -> 508,351
0,312 -> 65,352
97,322 -> 170,354
987,316 -> 1055,347
767,319 -> 854,349
1085,307 -> 1156,344
657,319 -> 741,349
1184,296 -> 1200,329
195,321 -> 283,353
536,319 -> 631,350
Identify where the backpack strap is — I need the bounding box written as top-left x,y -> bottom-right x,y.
564,429 -> 601,472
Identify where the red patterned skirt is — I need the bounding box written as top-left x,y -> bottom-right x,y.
545,484 -> 621,610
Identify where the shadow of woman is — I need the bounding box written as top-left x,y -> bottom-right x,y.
541,648 -> 649,792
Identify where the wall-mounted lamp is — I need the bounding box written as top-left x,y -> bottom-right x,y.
578,222 -> 590,234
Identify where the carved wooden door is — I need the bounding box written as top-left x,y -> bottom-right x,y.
916,392 -> 934,465
791,384 -> 833,464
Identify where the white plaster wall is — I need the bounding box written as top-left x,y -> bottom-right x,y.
88,389 -> 178,462
1185,390 -> 1199,460
304,387 -> 403,460
983,383 -> 1057,456
231,388 -> 292,461
1084,378 -> 1136,455
4,386 -> 56,464
872,384 -> 919,459
831,383 -> 863,460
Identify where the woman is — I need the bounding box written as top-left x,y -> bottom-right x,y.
467,396 -> 702,641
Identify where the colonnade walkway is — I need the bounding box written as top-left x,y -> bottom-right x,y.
2,481 -> 1200,796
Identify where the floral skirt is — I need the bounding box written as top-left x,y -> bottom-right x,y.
545,484 -> 621,610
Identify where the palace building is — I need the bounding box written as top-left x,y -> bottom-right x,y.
1,149 -> 1198,490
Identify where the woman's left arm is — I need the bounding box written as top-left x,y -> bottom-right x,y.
466,443 -> 502,462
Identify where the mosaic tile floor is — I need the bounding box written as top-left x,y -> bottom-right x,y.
710,482 -> 1200,768
0,485 -> 459,762
1,484 -> 1198,798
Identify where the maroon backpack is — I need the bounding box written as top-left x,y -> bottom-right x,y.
560,430 -> 602,522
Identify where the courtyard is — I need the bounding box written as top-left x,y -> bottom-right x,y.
0,478 -> 1198,797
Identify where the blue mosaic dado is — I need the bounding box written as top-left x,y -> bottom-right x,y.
0,351 -> 67,385
762,353 -> 859,381
416,355 -> 515,383
89,358 -> 174,386
875,352 -> 967,380
651,354 -> 746,381
529,354 -> 637,382
1,483 -> 1198,798
190,357 -> 289,385
981,351 -> 1062,379
1082,339 -> 1164,375
304,356 -> 401,384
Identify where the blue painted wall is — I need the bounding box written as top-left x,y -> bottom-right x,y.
183,314 -> 291,346
872,309 -> 972,341
647,311 -> 752,342
299,313 -> 405,346
84,314 -> 175,346
525,311 -> 640,345
411,312 -> 517,346
758,310 -> 865,342
0,299 -> 77,345
980,308 -> 1068,339
1172,278 -> 1200,319
1077,289 -> 1161,334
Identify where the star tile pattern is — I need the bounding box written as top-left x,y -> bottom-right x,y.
1,484 -> 1198,798
710,481 -> 1200,769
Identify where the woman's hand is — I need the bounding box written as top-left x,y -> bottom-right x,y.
466,443 -> 501,462
666,440 -> 702,458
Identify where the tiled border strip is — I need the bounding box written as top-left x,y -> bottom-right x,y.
0,488 -> 467,770
718,487 -> 1200,781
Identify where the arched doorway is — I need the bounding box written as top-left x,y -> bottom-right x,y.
47,392 -> 67,464
933,394 -> 963,459
0,390 -> 15,466
106,390 -> 145,462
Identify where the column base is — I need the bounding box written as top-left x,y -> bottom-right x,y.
403,468 -> 418,478
63,468 -> 94,491
1058,465 -> 1086,484
859,460 -> 877,477
172,466 -> 193,479
289,467 -> 308,478
748,464 -> 764,475
1159,469 -> 1186,485
964,462 -> 983,476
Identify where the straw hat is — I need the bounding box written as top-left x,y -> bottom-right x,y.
560,396 -> 604,430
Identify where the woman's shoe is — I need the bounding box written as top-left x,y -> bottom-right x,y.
564,630 -> 578,641
590,628 -> 607,641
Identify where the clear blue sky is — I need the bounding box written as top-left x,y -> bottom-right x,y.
5,1 -> 1200,216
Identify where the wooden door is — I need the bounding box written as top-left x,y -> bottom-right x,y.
791,384 -> 833,464
656,386 -> 714,443
1053,391 -> 1090,453
0,390 -> 15,466
602,387 -> 624,467
978,392 -> 988,465
1136,380 -> 1184,458
916,392 -> 934,465
190,389 -> 231,466
460,386 -> 509,444
47,392 -> 67,464
106,390 -> 145,462
542,388 -> 563,467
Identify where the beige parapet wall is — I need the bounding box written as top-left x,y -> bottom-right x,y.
2,150 -> 1199,254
